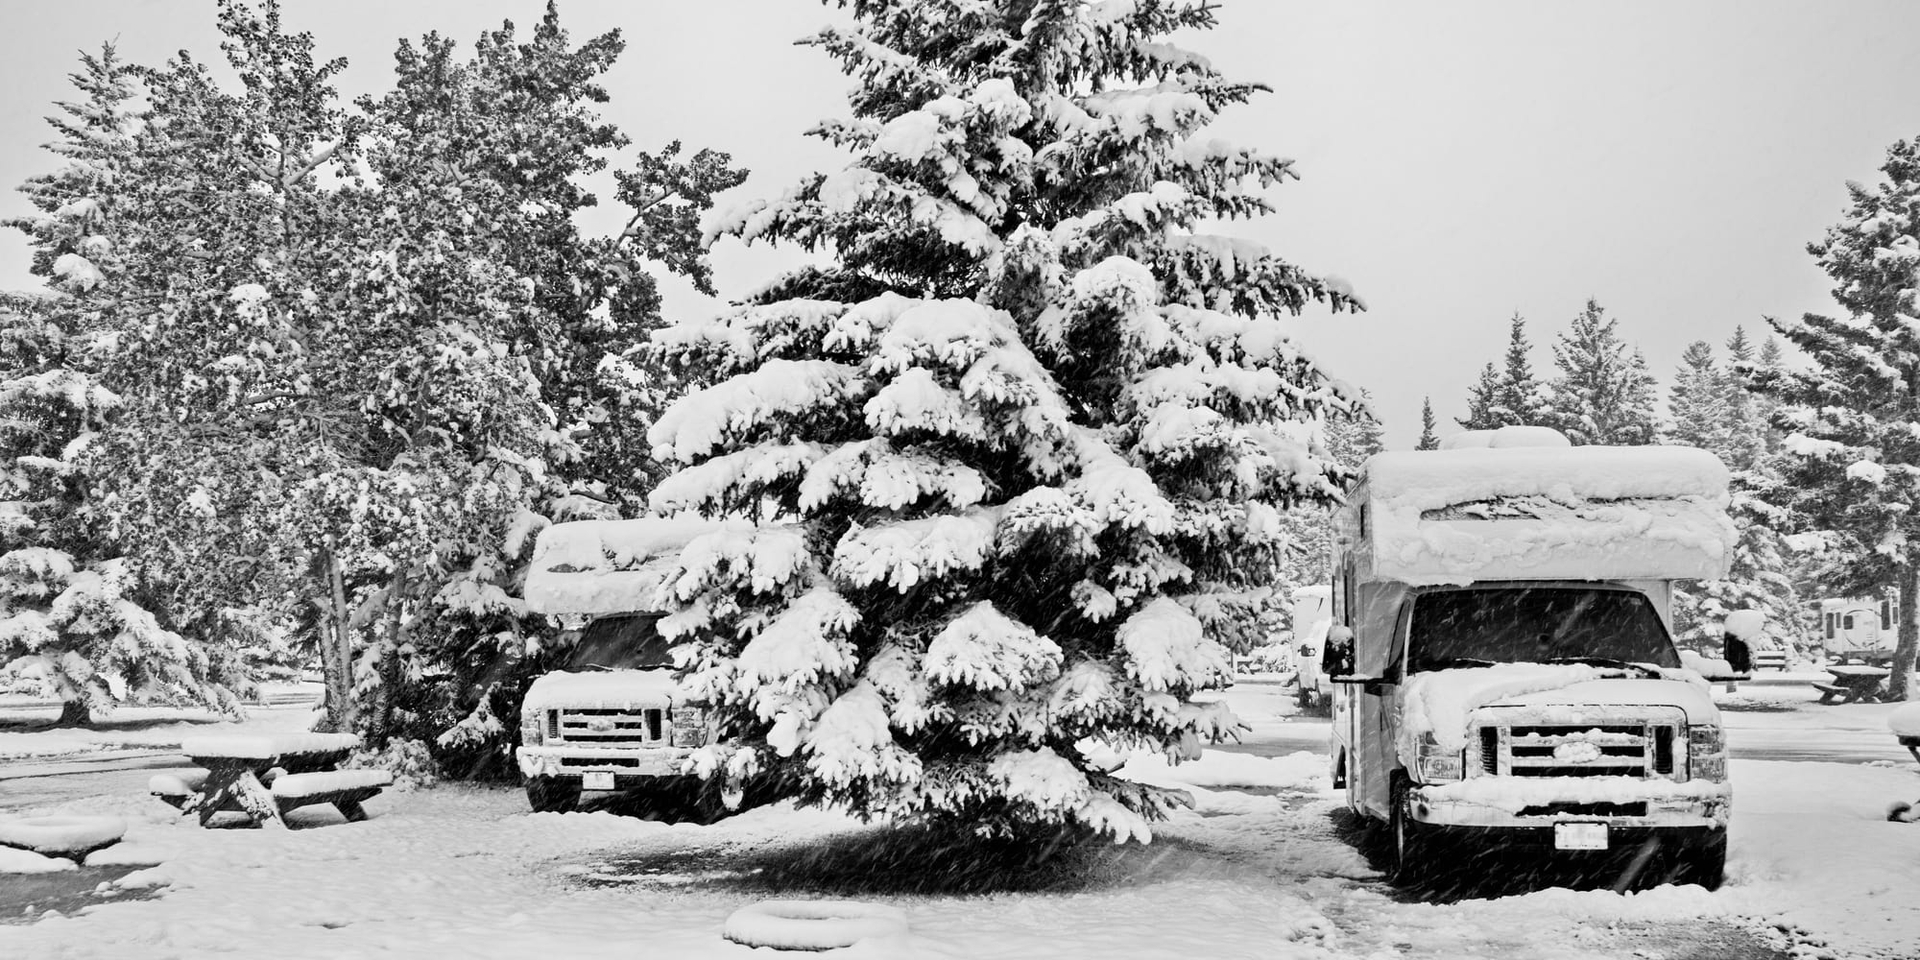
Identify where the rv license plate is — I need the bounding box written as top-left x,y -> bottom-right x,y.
583,771 -> 616,791
1554,822 -> 1608,850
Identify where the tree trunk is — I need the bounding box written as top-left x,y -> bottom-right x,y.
56,699 -> 90,727
1892,563 -> 1919,701
313,546 -> 357,733
367,566 -> 409,747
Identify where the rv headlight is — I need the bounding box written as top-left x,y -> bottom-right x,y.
1414,732 -> 1464,783
520,708 -> 544,747
670,706 -> 709,748
1687,724 -> 1726,781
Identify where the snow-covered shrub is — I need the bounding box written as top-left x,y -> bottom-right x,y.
347,736 -> 440,792
651,1 -> 1360,842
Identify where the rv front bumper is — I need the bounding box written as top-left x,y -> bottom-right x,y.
1408,780 -> 1730,831
516,744 -> 693,780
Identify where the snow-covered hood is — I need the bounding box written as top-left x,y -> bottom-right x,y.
1402,662 -> 1721,753
522,669 -> 679,713
1478,677 -> 1719,724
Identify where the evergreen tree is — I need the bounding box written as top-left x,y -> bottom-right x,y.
0,294 -> 244,724
1489,312 -> 1545,426
1756,136 -> 1920,699
1415,396 -> 1440,450
1329,389 -> 1385,467
649,0 -> 1361,840
8,2 -> 739,756
1457,362 -> 1501,430
0,47 -> 244,724
1662,336 -> 1802,655
1541,299 -> 1659,445
1666,341 -> 1731,453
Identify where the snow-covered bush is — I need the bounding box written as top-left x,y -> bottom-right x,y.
650,1 -> 1360,841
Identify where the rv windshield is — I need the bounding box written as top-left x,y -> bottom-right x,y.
565,614 -> 674,671
1406,586 -> 1680,673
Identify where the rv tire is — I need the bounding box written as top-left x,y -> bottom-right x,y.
1670,829 -> 1726,891
1388,777 -> 1431,886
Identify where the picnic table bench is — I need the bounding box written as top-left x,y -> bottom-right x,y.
1810,665 -> 1891,704
150,732 -> 391,828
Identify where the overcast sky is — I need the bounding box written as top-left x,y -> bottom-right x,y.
4,1 -> 1918,448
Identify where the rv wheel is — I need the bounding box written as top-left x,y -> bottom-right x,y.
1670,830 -> 1726,891
1388,778 -> 1431,886
525,776 -> 581,813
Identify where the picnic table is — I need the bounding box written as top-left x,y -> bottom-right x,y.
1810,665 -> 1891,705
150,732 -> 391,828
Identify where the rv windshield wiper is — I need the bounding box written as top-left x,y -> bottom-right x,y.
1544,656 -> 1663,678
1421,657 -> 1498,670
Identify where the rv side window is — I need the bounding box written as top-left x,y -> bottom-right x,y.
1342,564 -> 1356,629
1881,598 -> 1893,629
1843,614 -> 1856,631
1825,611 -> 1835,639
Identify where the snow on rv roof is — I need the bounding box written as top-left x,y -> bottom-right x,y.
1358,444 -> 1735,586
521,516 -> 742,616
1364,443 -> 1729,508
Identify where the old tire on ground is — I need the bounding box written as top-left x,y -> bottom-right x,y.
525,776 -> 581,813
1670,829 -> 1727,891
0,815 -> 127,859
723,899 -> 908,950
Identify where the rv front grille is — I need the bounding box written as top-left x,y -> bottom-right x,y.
1478,722 -> 1679,780
551,707 -> 669,745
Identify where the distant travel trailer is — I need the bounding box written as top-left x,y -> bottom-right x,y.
1818,595 -> 1897,666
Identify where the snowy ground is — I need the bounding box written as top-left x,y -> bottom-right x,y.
2,679 -> 1917,959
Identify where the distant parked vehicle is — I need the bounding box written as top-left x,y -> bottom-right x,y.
1290,585 -> 1333,712
1818,595 -> 1897,666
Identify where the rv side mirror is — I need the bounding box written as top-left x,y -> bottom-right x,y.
1323,625 -> 1356,678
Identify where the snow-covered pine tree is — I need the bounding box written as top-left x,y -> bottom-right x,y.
1415,396 -> 1440,450
1665,341 -> 1731,453
1662,338 -> 1801,654
337,4 -> 746,765
1541,298 -> 1659,445
11,2 -> 740,753
1757,136 -> 1920,699
1457,362 -> 1501,430
4,44 -> 137,292
0,295 -> 241,723
1489,312 -> 1545,426
649,0 -> 1362,841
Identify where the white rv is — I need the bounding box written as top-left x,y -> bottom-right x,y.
1326,427 -> 1740,888
1817,596 -> 1896,665
516,517 -> 752,820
